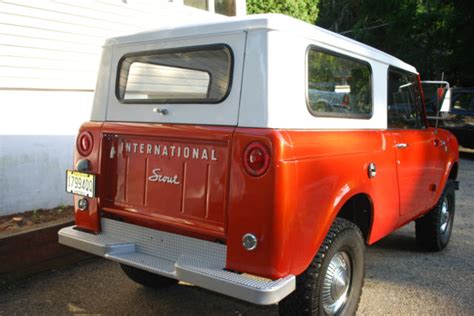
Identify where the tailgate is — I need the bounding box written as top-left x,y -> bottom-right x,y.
100,123 -> 234,238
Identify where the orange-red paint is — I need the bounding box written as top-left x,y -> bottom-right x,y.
73,122 -> 103,233
73,123 -> 458,280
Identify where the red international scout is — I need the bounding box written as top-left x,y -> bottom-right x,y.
60,14 -> 460,315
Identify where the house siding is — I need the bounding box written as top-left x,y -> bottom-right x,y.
0,0 -> 240,215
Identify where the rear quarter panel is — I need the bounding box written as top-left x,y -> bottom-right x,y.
226,129 -> 402,279
283,130 -> 400,275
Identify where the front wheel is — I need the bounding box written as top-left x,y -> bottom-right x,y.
415,180 -> 455,251
279,218 -> 365,316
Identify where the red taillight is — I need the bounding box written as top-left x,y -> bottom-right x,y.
243,142 -> 271,177
77,131 -> 93,156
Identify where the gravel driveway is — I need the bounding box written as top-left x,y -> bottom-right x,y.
1,152 -> 473,315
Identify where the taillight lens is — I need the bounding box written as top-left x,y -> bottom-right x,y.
77,131 -> 93,156
243,142 -> 271,177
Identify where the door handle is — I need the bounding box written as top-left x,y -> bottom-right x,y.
396,143 -> 409,149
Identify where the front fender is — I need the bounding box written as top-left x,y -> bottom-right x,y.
434,129 -> 460,204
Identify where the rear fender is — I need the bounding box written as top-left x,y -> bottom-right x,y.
287,182 -> 374,276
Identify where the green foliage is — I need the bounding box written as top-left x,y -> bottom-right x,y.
316,0 -> 474,86
246,0 -> 472,85
247,0 -> 319,24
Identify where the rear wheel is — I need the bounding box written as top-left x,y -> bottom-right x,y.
279,218 -> 365,316
416,180 -> 455,251
120,264 -> 177,288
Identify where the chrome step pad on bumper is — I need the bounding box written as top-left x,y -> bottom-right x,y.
58,218 -> 295,305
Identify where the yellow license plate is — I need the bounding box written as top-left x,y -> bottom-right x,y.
66,170 -> 96,198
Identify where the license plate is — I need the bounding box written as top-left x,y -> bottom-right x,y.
66,170 -> 96,198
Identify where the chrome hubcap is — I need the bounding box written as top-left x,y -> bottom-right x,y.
440,197 -> 450,234
322,251 -> 351,315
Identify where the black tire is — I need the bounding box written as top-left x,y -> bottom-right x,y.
279,218 -> 365,316
120,264 -> 177,288
415,180 -> 455,251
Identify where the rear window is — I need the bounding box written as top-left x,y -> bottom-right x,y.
307,47 -> 372,119
117,45 -> 233,103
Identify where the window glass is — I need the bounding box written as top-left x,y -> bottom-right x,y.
307,48 -> 372,118
387,68 -> 426,129
184,0 -> 208,10
215,0 -> 235,16
451,89 -> 474,112
117,46 -> 232,103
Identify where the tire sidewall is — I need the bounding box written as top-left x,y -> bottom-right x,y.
439,182 -> 455,247
317,228 -> 364,316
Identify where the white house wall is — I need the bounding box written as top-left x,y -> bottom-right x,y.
0,0 -> 232,215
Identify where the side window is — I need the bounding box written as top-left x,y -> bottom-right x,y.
387,68 -> 426,129
307,48 -> 372,119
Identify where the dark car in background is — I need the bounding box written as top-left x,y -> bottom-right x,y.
423,81 -> 474,149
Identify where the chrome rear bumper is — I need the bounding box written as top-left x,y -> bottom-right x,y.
58,218 -> 295,305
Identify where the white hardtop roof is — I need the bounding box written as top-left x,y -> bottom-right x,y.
106,14 -> 416,73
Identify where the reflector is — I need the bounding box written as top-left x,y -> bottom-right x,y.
243,142 -> 270,177
77,131 -> 93,156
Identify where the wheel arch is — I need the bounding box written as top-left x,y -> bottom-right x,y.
448,161 -> 458,180
335,193 -> 373,243
436,159 -> 459,203
290,188 -> 374,277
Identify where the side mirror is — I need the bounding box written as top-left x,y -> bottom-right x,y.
434,86 -> 448,133
420,80 -> 450,131
434,87 -> 449,114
